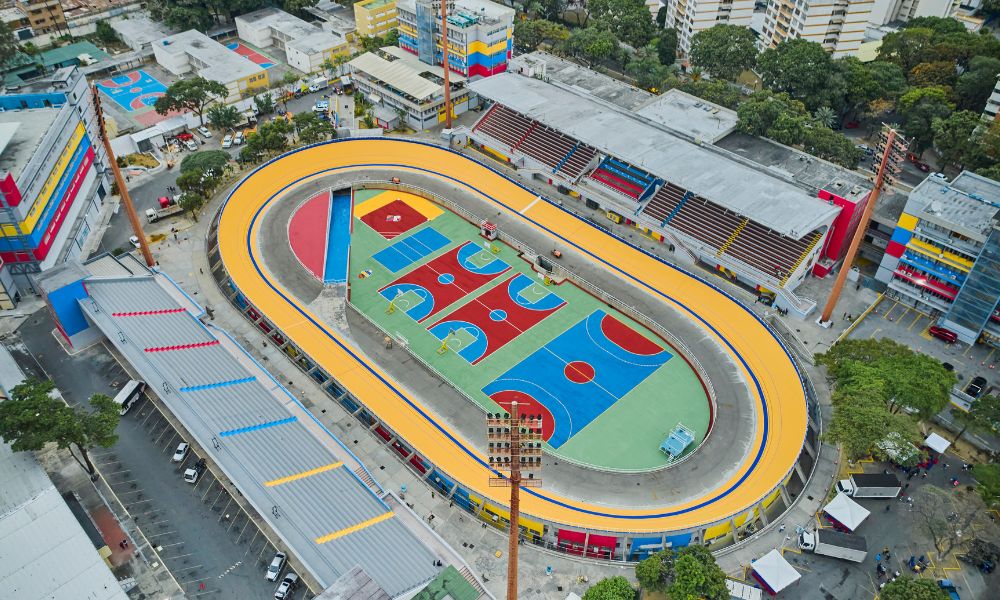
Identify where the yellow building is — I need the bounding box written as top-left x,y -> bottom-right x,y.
355,0 -> 398,38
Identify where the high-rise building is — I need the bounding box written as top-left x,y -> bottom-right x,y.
660,0 -> 755,56
0,66 -> 112,307
876,171 -> 1000,346
983,75 -> 1000,122
868,0 -> 959,26
396,0 -> 514,77
761,0 -> 872,57
354,0 -> 398,37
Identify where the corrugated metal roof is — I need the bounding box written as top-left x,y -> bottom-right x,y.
79,277 -> 439,595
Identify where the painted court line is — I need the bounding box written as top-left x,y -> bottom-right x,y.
219,416 -> 297,437
265,462 -> 343,487
520,196 -> 543,214
314,512 -> 395,544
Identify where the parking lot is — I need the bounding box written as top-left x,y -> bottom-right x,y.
11,312 -> 309,599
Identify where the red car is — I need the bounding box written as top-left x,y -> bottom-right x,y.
845,121 -> 860,129
928,325 -> 957,343
174,132 -> 194,141
914,162 -> 930,172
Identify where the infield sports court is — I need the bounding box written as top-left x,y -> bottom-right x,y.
345,189 -> 711,470
95,70 -> 168,113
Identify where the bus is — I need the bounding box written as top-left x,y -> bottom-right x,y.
114,380 -> 146,415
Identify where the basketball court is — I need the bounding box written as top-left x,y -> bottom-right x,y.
226,41 -> 276,68
95,70 -> 167,112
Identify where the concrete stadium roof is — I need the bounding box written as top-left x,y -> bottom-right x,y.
470,73 -> 840,238
907,171 -> 1000,242
78,275 -> 440,595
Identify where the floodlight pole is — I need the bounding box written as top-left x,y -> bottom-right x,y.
92,85 -> 155,267
439,0 -> 453,129
820,125 -> 902,325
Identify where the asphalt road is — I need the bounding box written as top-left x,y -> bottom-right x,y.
12,310 -> 306,600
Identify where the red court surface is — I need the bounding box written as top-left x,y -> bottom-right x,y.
427,273 -> 566,364
91,505 -> 133,567
360,199 -> 428,239
288,192 -> 330,280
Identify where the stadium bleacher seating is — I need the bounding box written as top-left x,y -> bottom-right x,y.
473,104 -> 534,150
588,157 -> 658,199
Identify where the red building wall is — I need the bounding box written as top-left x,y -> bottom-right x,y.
812,188 -> 870,277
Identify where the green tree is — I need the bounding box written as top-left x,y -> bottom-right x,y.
879,577 -> 950,600
176,166 -> 219,200
253,93 -> 276,116
531,0 -> 566,20
384,28 -> 399,46
565,26 -> 618,67
865,61 -> 909,104
513,19 -> 570,53
802,126 -> 863,168
206,104 -> 242,132
903,16 -> 967,35
154,77 -> 228,125
588,0 -> 656,49
635,550 -> 674,593
668,546 -> 727,600
898,86 -> 955,152
582,576 -> 635,600
626,50 -> 671,91
656,5 -> 667,29
95,21 -> 120,46
360,35 -> 383,52
655,28 -> 678,65
823,390 -> 920,461
950,393 -> 1000,442
0,21 -> 20,69
932,110 -> 986,170
0,378 -> 120,476
283,0 -> 318,16
736,90 -> 809,139
689,24 -> 758,82
178,191 -> 204,221
909,60 -> 958,88
293,110 -> 334,143
813,106 -> 836,128
282,70 -> 300,87
955,56 -> 1000,111
675,79 -> 741,109
149,0 -> 214,31
756,38 -> 832,110
972,463 -> 1000,508
878,27 -> 935,73
180,150 -> 230,175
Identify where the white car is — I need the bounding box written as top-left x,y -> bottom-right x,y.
171,442 -> 189,463
265,552 -> 286,581
183,458 -> 206,484
222,134 -> 233,148
183,139 -> 198,152
234,131 -> 245,145
274,573 -> 298,599
129,235 -> 140,249
196,126 -> 212,138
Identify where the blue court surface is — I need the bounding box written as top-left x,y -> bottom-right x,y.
372,227 -> 450,273
482,310 -> 672,448
95,70 -> 167,112
324,191 -> 352,283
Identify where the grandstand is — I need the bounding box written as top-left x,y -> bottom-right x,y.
467,56 -> 872,316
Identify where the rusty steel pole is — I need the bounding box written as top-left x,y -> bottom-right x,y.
820,127 -> 898,324
439,0 -> 453,129
92,85 -> 154,267
505,402 -> 522,600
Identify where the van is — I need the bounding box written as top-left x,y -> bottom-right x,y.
113,380 -> 146,415
928,325 -> 957,343
308,77 -> 328,93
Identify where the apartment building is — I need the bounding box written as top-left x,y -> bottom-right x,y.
236,8 -> 349,74
761,0 -> 872,57
983,75 -> 1000,122
0,6 -> 33,40
355,0 -> 398,37
868,0 -> 959,26
153,30 -> 269,102
876,172 -> 1000,346
396,0 -> 514,77
660,0 -> 755,55
14,0 -> 65,35
0,67 -> 112,306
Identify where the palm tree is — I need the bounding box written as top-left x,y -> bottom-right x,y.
814,106 -> 837,129
688,66 -> 703,82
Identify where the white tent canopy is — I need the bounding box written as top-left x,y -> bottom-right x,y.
752,549 -> 800,593
727,578 -> 764,599
925,432 -> 951,454
823,492 -> 870,531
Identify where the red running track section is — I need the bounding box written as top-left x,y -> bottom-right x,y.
360,199 -> 428,239
288,192 -> 330,280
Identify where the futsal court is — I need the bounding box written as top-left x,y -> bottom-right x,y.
94,70 -> 167,112
226,41 -> 276,68
349,190 -> 709,471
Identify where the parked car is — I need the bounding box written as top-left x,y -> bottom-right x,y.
222,134 -> 233,148
942,362 -> 954,372
914,161 -> 930,172
129,235 -> 140,249
265,552 -> 287,582
844,121 -> 860,129
313,99 -> 329,112
175,132 -> 194,142
938,579 -> 961,600
171,442 -> 190,463
183,458 -> 206,484
183,139 -> 198,152
234,131 -> 245,145
274,573 -> 298,599
196,126 -> 212,139
931,172 -> 948,181
928,325 -> 957,343
965,376 -> 988,399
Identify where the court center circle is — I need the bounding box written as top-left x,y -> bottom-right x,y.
489,309 -> 507,321
437,273 -> 455,284
564,361 -> 596,384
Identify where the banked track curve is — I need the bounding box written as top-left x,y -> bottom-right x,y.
217,138 -> 808,534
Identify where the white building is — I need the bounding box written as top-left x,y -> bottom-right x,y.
153,30 -> 270,102
868,0 -> 959,25
984,75 -> 1000,122
236,7 -> 349,75
0,67 -> 112,306
761,0 -> 872,57
111,14 -> 174,54
659,0 -> 755,56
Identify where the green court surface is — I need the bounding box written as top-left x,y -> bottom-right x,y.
348,190 -> 710,471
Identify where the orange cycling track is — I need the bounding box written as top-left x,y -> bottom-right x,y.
217,139 -> 808,533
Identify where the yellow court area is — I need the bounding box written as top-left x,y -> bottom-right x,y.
352,189 -> 444,221
218,139 -> 808,533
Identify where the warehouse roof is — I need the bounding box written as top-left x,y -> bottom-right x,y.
350,47 -> 465,102
471,73 -> 839,238
78,275 -> 440,595
908,171 -> 1000,241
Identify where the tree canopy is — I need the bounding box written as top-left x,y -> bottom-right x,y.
206,104 -> 242,132
756,39 -> 833,110
879,577 -> 950,600
588,0 -> 656,49
582,576 -> 635,600
180,150 -> 230,175
0,378 -> 120,475
972,463 -> 1000,508
951,393 -> 1000,442
898,86 -> 955,152
0,22 -> 19,70
689,24 -> 758,82
564,26 -> 619,67
154,77 -> 228,125
513,18 -> 570,53
933,110 -> 987,170
634,546 -> 727,599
